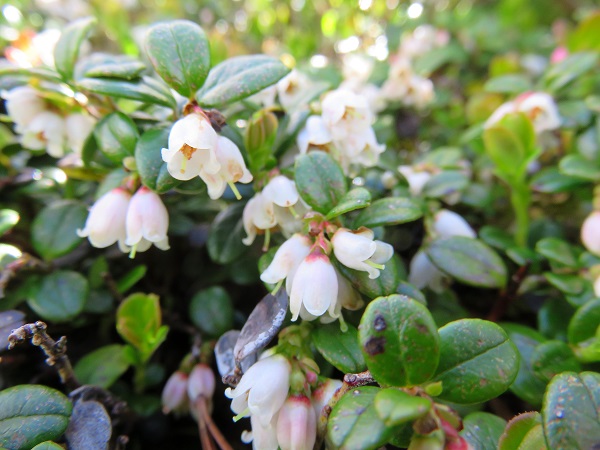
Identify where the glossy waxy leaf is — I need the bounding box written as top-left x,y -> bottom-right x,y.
94,112 -> 139,163
77,76 -> 176,108
374,389 -> 431,427
197,55 -> 290,107
433,319 -> 519,404
189,286 -> 234,337
426,236 -> 508,288
145,20 -> 210,98
336,253 -> 404,299
295,151 -> 347,214
83,55 -> 145,80
27,271 -> 88,322
535,237 -> 580,268
65,400 -> 111,450
325,187 -> 371,220
207,202 -> 247,264
54,17 -> 96,80
460,412 -> 507,450
498,412 -> 546,450
558,154 -> 600,181
531,340 -> 581,383
74,344 -> 132,388
531,167 -> 587,193
31,200 -> 87,261
312,323 -> 366,373
544,272 -> 589,295
422,170 -> 469,198
0,385 -> 72,450
353,197 -> 423,228
567,299 -> 600,344
359,295 -> 439,387
0,209 -> 19,237
542,372 -> 600,450
135,127 -> 181,193
327,387 -> 393,450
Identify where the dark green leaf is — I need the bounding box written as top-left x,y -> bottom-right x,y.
135,127 -> 181,193
31,200 -> 87,261
559,154 -> 600,181
460,412 -> 507,450
77,76 -> 176,108
359,295 -> 439,387
0,385 -> 72,450
145,20 -> 210,98
207,202 -> 248,264
536,237 -> 580,268
543,52 -> 598,92
531,167 -> 587,193
336,253 -> 404,299
542,372 -> 600,450
54,17 -> 96,80
498,412 -> 545,450
94,112 -> 139,163
295,151 -> 347,214
422,170 -> 469,198
74,344 -> 132,388
538,298 -> 574,341
189,286 -> 234,337
544,272 -> 588,295
479,226 -> 515,251
27,271 -> 88,323
197,55 -> 290,107
484,74 -> 533,94
531,340 -> 581,383
433,319 -> 519,404
568,299 -> 600,344
116,266 -> 147,294
312,323 -> 366,373
83,56 -> 146,80
374,389 -> 431,427
327,386 -> 393,450
0,209 -> 19,237
426,236 -> 508,288
353,197 -> 423,228
325,188 -> 371,220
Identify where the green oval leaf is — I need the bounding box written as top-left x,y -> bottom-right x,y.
426,236 -> 508,288
312,323 -> 366,374
325,188 -> 371,220
359,295 -> 439,387
196,55 -> 290,107
568,298 -> 600,345
94,112 -> 139,163
498,412 -> 545,450
460,412 -> 507,450
542,371 -> 600,450
31,200 -> 87,261
295,151 -> 347,214
189,286 -> 234,337
336,253 -> 404,300
0,385 -> 72,450
353,197 -> 423,228
207,202 -> 248,264
145,20 -> 210,98
83,56 -> 146,80
433,319 -> 519,404
27,271 -> 88,323
135,127 -> 181,193
374,389 -> 431,427
54,17 -> 96,80
77,76 -> 175,108
559,154 -> 600,181
0,209 -> 19,237
327,386 -> 393,450
74,344 -> 132,388
31,442 -> 64,450
422,171 -> 469,198
531,340 -> 581,383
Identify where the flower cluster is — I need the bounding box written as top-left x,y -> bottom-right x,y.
297,88 -> 385,173
77,186 -> 169,256
485,91 -> 561,134
161,364 -> 216,416
161,111 -> 253,199
3,86 -> 95,158
261,226 -> 393,322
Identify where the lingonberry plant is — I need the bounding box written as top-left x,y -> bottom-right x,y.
0,2 -> 599,449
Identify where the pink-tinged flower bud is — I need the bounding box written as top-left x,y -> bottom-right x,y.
77,188 -> 131,249
550,46 -> 568,64
486,92 -> 561,134
311,378 -> 342,418
187,363 -> 216,402
332,227 -> 394,279
161,371 -> 189,415
289,250 -> 338,321
277,395 -> 317,450
161,112 -> 219,181
125,187 -> 170,253
260,234 -> 312,292
581,211 -> 600,256
433,210 -> 476,239
445,436 -> 474,450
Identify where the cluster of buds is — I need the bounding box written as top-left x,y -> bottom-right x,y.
225,352 -> 341,450
261,224 -> 393,322
485,91 -> 561,134
162,363 -> 216,416
298,88 -> 386,173
3,86 -> 95,158
242,175 -> 309,248
161,109 -> 253,200
77,186 -> 169,257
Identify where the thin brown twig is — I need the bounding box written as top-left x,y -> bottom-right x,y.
487,263 -> 530,322
195,397 -> 216,450
197,397 -> 233,450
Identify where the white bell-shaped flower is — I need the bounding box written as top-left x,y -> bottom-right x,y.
161,112 -> 219,181
199,136 -> 253,200
65,113 -> 96,154
21,111 -> 65,157
187,363 -> 216,402
125,187 -> 170,254
321,89 -> 373,139
408,250 -> 447,292
398,165 -> 433,196
161,371 -> 189,415
262,176 -> 300,208
297,116 -> 332,154
332,227 -> 394,279
433,209 -> 476,239
226,354 -> 291,426
276,70 -> 311,110
277,395 -> 317,450
289,250 -> 338,321
242,414 -> 279,450
260,234 -> 312,293
77,188 -> 131,249
581,211 -> 600,256
242,192 -> 277,246
4,86 -> 46,130
485,92 -> 560,134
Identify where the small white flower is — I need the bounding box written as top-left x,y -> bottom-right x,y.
321,89 -> 373,139
485,92 -> 561,134
297,116 -> 333,154
332,227 -> 394,279
161,112 -> 219,181
199,136 -> 253,200
398,165 -> 433,196
581,211 -> 600,257
161,371 -> 189,415
242,192 -> 276,246
226,354 -> 291,426
262,176 -> 300,208
21,111 -> 66,157
3,86 -> 46,130
77,188 -> 131,249
65,113 -> 96,154
125,187 -> 170,254
243,414 -> 279,450
408,250 -> 447,292
187,363 -> 216,402
260,234 -> 312,293
277,395 -> 317,450
276,70 -> 312,110
289,250 -> 338,321
433,209 -> 476,239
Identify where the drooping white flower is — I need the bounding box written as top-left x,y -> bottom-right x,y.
161,371 -> 189,415
262,176 -> 300,208
321,89 -> 373,140
433,209 -> 476,239
485,92 -> 561,134
187,363 -> 216,402
260,234 -> 313,293
77,188 -> 131,249
408,250 -> 446,292
242,414 -> 279,450
3,86 -> 46,130
65,113 -> 96,154
161,112 -> 219,181
398,165 -> 433,196
226,354 -> 291,426
332,227 -> 394,279
277,395 -> 317,450
21,111 -> 66,157
297,116 -> 333,154
199,136 -> 253,200
125,187 -> 170,254
581,211 -> 600,256
276,70 -> 312,111
242,192 -> 277,246
289,250 -> 338,321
